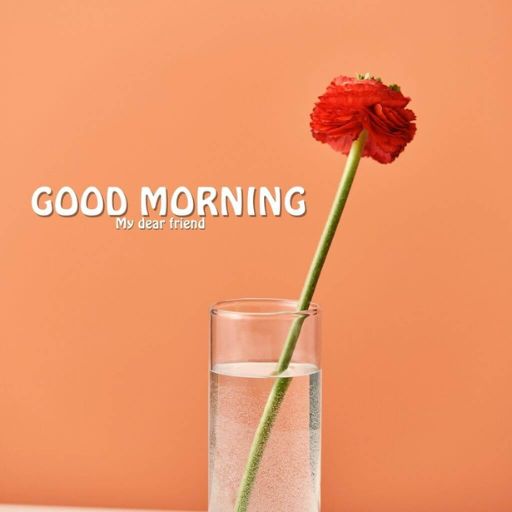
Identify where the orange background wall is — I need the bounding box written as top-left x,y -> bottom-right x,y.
2,1 -> 511,511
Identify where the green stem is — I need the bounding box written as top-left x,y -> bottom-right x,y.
233,130 -> 368,512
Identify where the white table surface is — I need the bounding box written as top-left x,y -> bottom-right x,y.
0,506 -> 192,512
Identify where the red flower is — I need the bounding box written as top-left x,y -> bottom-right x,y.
310,75 -> 416,163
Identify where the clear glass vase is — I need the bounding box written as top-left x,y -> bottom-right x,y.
209,298 -> 321,512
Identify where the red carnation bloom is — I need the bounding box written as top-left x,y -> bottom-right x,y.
311,75 -> 416,163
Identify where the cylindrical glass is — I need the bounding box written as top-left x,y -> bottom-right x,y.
209,298 -> 321,512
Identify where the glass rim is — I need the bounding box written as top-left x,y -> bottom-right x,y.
210,297 -> 320,318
